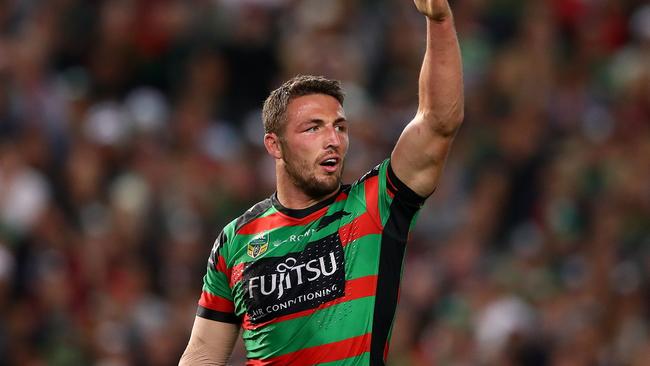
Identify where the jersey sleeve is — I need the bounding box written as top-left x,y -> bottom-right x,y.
197,229 -> 241,324
377,159 -> 427,227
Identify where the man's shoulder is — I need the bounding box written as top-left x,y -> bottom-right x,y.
350,158 -> 389,187
222,197 -> 274,237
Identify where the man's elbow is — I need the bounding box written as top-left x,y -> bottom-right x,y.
418,103 -> 464,138
445,105 -> 465,135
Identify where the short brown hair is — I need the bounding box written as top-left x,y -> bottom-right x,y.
262,75 -> 345,135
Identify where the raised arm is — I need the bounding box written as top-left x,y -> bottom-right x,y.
179,317 -> 239,365
390,0 -> 464,197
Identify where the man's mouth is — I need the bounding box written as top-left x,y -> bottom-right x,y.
319,157 -> 340,173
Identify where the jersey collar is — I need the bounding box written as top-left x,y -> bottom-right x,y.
271,186 -> 343,219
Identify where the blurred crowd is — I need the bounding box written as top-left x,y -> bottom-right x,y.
0,0 -> 648,365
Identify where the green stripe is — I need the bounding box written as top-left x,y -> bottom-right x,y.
243,296 -> 375,358
203,269 -> 233,301
231,281 -> 246,316
343,234 -> 380,279
261,207 -> 279,217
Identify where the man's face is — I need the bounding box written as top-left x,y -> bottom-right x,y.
277,94 -> 349,199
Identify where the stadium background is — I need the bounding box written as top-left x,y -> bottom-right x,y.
0,0 -> 648,364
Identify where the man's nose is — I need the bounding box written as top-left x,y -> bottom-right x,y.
324,126 -> 341,149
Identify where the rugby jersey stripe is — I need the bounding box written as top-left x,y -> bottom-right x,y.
363,175 -> 381,228
246,333 -> 371,365
234,199 -> 274,232
236,207 -> 329,235
229,262 -> 245,288
199,291 -> 235,313
216,254 -> 229,276
338,212 -> 381,247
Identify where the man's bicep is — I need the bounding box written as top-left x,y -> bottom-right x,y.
391,117 -> 455,197
180,316 -> 240,365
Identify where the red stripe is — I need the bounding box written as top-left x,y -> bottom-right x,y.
246,333 -> 371,366
229,263 -> 245,288
198,291 -> 235,313
242,275 -> 377,331
339,212 -> 382,247
216,255 -> 230,277
237,213 -> 296,235
364,176 -> 381,225
237,208 -> 329,235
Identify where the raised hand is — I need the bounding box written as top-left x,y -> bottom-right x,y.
413,0 -> 452,21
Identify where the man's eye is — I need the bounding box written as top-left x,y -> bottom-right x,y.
306,126 -> 318,132
335,125 -> 347,132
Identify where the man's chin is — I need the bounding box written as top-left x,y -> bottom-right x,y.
319,174 -> 342,189
285,163 -> 342,199
303,178 -> 340,199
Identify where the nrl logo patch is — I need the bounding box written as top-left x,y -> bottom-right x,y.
247,233 -> 269,259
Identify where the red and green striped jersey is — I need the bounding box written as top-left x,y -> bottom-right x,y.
197,159 -> 426,365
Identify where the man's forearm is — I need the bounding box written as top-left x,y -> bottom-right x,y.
179,317 -> 239,366
417,15 -> 464,137
179,335 -> 231,366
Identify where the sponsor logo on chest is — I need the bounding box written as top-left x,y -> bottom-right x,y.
242,232 -> 345,323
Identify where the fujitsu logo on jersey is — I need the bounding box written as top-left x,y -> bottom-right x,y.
248,252 -> 338,299
242,232 -> 346,323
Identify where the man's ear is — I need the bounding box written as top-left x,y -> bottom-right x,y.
264,133 -> 282,159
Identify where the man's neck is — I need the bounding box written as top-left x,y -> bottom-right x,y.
275,182 -> 340,210
275,168 -> 340,210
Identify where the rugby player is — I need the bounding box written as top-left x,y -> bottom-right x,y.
180,0 -> 463,364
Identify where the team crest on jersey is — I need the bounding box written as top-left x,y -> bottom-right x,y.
247,233 -> 269,258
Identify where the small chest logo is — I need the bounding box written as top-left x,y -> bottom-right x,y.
247,233 -> 269,258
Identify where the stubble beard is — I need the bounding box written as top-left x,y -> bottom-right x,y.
281,142 -> 343,200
